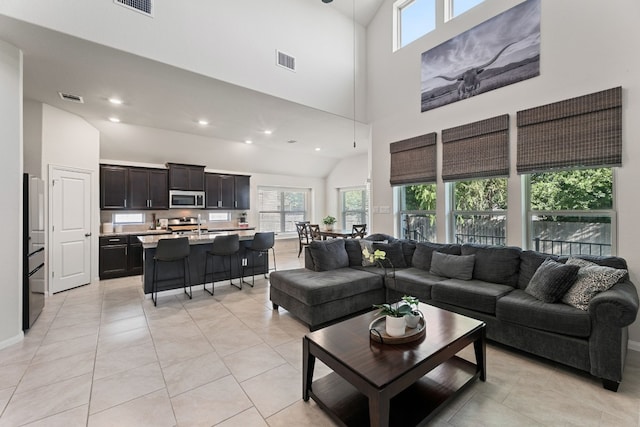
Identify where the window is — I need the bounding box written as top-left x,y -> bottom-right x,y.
527,168 -> 614,256
340,188 -> 368,230
446,0 -> 485,21
398,184 -> 437,242
208,212 -> 230,222
258,186 -> 310,234
395,0 -> 436,49
113,212 -> 144,224
451,178 -> 507,245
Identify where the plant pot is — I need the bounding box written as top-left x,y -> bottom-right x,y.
385,315 -> 406,337
404,312 -> 421,329
325,224 -> 334,231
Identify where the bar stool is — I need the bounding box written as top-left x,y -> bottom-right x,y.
152,237 -> 191,306
243,232 -> 276,287
203,234 -> 241,295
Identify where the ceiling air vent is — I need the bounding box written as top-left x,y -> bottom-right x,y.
58,92 -> 84,104
276,50 -> 296,72
114,0 -> 153,17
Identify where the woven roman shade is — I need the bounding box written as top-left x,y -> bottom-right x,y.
441,114 -> 510,182
517,87 -> 622,174
389,132 -> 437,186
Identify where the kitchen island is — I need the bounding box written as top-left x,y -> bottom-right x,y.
137,231 -> 267,295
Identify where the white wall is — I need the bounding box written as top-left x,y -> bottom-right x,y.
367,0 -> 640,343
23,99 -> 42,177
41,104 -> 100,284
325,153 -> 369,223
0,39 -> 23,348
0,0 -> 367,122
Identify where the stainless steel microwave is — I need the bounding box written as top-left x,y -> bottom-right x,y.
169,190 -> 205,209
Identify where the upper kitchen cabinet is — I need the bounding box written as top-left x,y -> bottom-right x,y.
167,163 -> 205,191
100,165 -> 128,209
234,175 -> 250,210
128,167 -> 169,209
100,164 -> 168,210
205,173 -> 250,209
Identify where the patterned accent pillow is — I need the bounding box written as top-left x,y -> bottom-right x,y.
561,257 -> 628,310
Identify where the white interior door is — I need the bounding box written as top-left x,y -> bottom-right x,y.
50,167 -> 92,293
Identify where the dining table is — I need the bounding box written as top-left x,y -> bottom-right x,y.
317,229 -> 355,240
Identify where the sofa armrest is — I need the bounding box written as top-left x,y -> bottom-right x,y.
589,280 -> 639,327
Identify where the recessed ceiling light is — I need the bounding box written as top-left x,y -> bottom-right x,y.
315,147 -> 321,151
264,130 -> 272,135
109,117 -> 120,123
198,120 -> 209,126
287,140 -> 297,144
245,140 -> 253,144
109,98 -> 123,105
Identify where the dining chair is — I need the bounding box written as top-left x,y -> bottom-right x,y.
295,221 -> 312,257
352,224 -> 367,238
308,224 -> 321,241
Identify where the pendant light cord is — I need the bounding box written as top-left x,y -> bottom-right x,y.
353,0 -> 357,149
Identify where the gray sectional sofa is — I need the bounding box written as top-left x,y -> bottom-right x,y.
269,234 -> 639,391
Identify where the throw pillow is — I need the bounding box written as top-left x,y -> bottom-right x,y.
343,239 -> 363,267
359,240 -> 376,267
429,252 -> 475,280
525,258 -> 579,303
308,239 -> 349,272
372,241 -> 407,268
561,257 -> 628,310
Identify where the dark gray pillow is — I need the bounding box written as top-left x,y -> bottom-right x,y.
461,244 -> 521,286
343,238 -> 363,267
371,241 -> 407,268
308,239 -> 349,271
412,243 -> 461,271
429,252 -> 475,280
525,258 -> 579,303
518,251 -> 562,289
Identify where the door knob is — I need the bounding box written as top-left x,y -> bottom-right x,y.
85,232 -> 92,237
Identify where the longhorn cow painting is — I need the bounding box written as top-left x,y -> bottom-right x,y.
421,0 -> 540,112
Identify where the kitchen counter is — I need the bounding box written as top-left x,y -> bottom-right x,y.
137,230 -> 257,249
100,226 -> 254,238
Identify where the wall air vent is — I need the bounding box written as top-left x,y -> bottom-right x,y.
58,92 -> 84,104
276,50 -> 296,72
114,0 -> 153,17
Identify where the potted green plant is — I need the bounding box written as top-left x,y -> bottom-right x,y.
322,215 -> 337,231
401,295 -> 422,328
372,301 -> 412,336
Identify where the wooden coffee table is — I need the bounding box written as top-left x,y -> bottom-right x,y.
303,303 -> 486,427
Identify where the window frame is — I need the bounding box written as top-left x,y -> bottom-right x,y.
397,183 -> 437,242
257,186 -> 310,235
340,186 -> 368,230
523,170 -> 617,256
448,177 -> 508,246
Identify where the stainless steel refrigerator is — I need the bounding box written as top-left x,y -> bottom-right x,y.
23,173 -> 45,330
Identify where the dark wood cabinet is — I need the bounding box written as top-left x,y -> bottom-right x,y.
100,165 -> 168,210
100,165 -> 128,209
128,167 -> 168,209
205,173 -> 249,209
127,235 -> 144,275
234,175 -> 251,210
99,236 -> 128,279
168,163 -> 205,191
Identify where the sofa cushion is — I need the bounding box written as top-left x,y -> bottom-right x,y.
308,239 -> 349,271
269,268 -> 383,306
430,252 -> 475,280
386,268 -> 448,301
562,258 -> 628,310
461,244 -> 521,287
525,258 -> 580,303
412,243 -> 461,271
518,251 -> 562,289
344,239 -> 363,267
371,241 -> 407,268
398,239 -> 417,267
497,289 -> 591,337
431,278 -> 513,314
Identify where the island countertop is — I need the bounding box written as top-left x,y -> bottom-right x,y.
137,230 -> 257,248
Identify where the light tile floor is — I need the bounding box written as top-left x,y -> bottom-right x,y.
1,249 -> 639,426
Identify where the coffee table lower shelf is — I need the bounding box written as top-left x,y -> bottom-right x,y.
308,356 -> 478,427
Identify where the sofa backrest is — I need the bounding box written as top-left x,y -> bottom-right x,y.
461,243 -> 522,287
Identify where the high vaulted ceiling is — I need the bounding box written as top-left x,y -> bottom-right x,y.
0,0 -> 385,178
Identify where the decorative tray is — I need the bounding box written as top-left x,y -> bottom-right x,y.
369,316 -> 426,345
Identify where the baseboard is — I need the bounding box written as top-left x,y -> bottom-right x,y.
628,339 -> 640,352
0,331 -> 24,350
